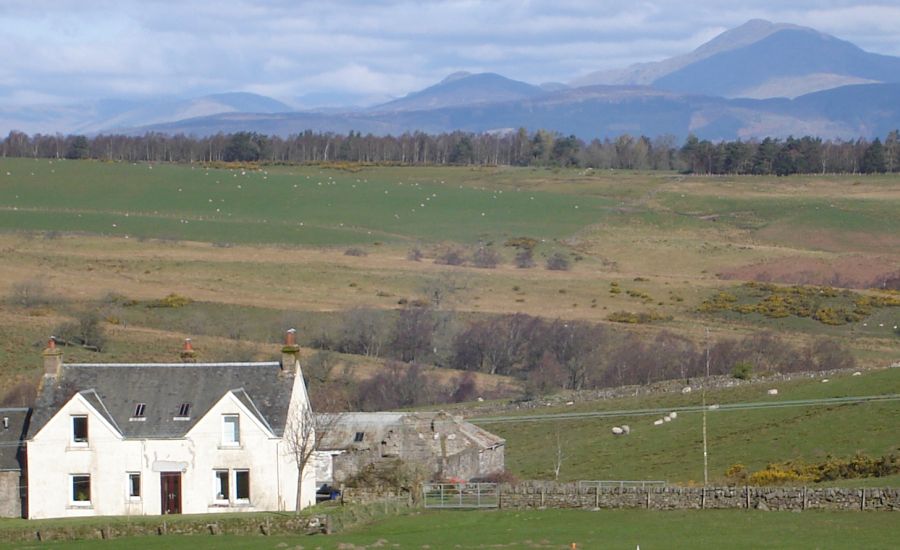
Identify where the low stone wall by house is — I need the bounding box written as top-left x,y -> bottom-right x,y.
0,513 -> 329,543
498,482 -> 900,512
0,471 -> 23,518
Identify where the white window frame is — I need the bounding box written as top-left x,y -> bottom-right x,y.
127,472 -> 141,500
222,414 -> 240,447
70,474 -> 91,506
234,469 -> 250,504
71,415 -> 88,447
213,469 -> 230,504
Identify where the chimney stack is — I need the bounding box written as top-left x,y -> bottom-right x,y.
42,337 -> 63,378
180,338 -> 197,363
281,329 -> 300,370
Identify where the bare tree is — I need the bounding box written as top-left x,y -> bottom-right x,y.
553,424 -> 567,481
283,406 -> 343,513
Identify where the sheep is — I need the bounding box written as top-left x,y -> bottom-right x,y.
681,386 -> 692,394
669,412 -> 678,419
767,389 -> 779,395
621,425 -> 630,434
852,371 -> 862,376
653,419 -> 664,426
663,415 -> 672,422
611,426 -> 624,435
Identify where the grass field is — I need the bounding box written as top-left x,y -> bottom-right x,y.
3,509 -> 898,549
479,368 -> 900,484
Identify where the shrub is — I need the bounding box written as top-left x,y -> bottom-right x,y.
54,311 -> 107,352
545,252 -> 570,271
731,361 -> 753,380
435,248 -> 466,266
344,247 -> 368,257
9,279 -> 51,308
407,247 -> 424,261
504,236 -> 538,250
147,293 -> 193,308
472,246 -> 501,268
514,249 -> 536,268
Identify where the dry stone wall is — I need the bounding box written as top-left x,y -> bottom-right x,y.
497,482 -> 900,511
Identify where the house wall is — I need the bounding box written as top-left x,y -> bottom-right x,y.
0,471 -> 22,517
26,391 -> 315,519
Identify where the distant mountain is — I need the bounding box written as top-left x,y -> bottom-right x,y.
0,92 -> 292,135
130,82 -> 900,141
77,92 -> 292,133
654,28 -> 900,98
372,72 -> 544,112
572,19 -> 801,87
573,19 -> 900,99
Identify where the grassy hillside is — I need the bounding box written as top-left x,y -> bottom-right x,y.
480,369 -> 900,484
0,160 -> 897,399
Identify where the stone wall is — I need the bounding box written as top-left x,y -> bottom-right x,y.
496,482 -> 900,511
0,471 -> 23,518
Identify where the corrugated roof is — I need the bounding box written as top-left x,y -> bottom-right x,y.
28,362 -> 296,440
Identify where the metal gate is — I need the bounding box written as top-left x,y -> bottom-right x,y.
423,483 -> 499,509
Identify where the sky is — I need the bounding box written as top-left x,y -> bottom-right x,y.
2,0 -> 899,109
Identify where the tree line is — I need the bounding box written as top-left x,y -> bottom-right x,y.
2,128 -> 898,175
305,307 -> 855,411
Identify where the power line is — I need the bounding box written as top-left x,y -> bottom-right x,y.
468,393 -> 900,425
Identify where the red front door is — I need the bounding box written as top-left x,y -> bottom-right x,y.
160,472 -> 182,514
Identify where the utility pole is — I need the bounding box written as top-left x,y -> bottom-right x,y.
702,327 -> 710,486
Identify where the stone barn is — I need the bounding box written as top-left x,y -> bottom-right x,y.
0,408 -> 30,518
315,412 -> 504,486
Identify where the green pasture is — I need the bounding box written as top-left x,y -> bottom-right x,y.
3,509 -> 897,549
0,159 -> 615,245
481,369 -> 900,483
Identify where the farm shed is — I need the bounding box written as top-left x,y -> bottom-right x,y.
316,411 -> 504,485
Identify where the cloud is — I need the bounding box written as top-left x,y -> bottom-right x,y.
1,0 -> 898,107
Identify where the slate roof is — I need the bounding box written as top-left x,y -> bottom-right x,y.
28,362 -> 296,440
0,408 -> 30,471
320,411 -> 505,451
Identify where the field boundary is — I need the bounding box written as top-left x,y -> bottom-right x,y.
496,482 -> 899,511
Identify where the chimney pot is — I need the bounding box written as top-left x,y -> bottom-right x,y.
281,329 -> 300,371
180,338 -> 196,363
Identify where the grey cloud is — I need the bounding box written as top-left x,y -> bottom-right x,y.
1,0 -> 898,108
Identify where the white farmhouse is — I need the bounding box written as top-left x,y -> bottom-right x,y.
24,331 -> 316,519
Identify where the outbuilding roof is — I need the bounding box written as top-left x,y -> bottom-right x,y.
0,408 -> 30,471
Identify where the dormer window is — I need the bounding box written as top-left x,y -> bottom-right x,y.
133,403 -> 146,417
174,403 -> 191,420
354,432 -> 365,442
72,415 -> 88,445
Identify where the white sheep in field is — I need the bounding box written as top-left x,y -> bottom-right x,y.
681,386 -> 692,394
611,426 -> 624,435
653,419 -> 664,426
767,389 -> 779,395
669,412 -> 677,419
621,425 -> 630,434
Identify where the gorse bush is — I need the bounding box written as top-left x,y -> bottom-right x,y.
735,453 -> 900,486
